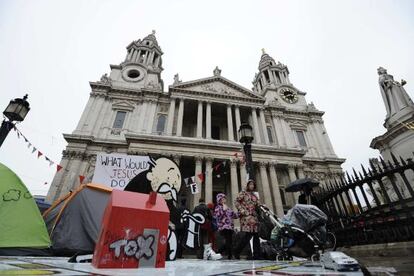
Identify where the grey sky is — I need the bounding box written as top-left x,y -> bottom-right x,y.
0,0 -> 413,196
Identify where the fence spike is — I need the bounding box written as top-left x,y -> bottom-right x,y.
387,160 -> 394,169
352,168 -> 360,181
346,171 -> 353,183
379,156 -> 388,170
359,171 -> 364,180
361,164 -> 368,176
391,152 -> 400,167
400,156 -> 407,166
369,158 -> 378,174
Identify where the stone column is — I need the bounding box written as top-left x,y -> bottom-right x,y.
311,120 -> 327,156
287,164 -> 299,204
176,98 -> 185,136
297,164 -> 305,179
46,157 -> 70,203
166,98 -> 176,135
259,162 -> 273,208
320,122 -> 336,157
92,96 -> 109,136
239,162 -> 247,187
138,100 -> 149,132
305,123 -> 319,157
272,114 -> 284,147
146,100 -> 157,134
193,156 -> 203,209
230,159 -> 239,208
75,96 -> 94,133
282,118 -> 294,148
251,108 -> 262,144
235,105 -> 241,140
259,108 -> 270,144
227,104 -> 234,141
173,155 -> 181,166
269,162 -> 284,217
205,158 -> 213,203
206,102 -> 211,139
197,101 -> 203,138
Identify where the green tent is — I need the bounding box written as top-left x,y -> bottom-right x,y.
0,162 -> 51,255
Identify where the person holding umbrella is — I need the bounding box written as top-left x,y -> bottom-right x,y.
286,178 -> 319,205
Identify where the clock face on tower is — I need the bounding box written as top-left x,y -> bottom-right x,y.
279,88 -> 298,104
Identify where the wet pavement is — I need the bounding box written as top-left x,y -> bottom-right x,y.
0,256 -> 367,275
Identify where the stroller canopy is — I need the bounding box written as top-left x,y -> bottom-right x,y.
283,204 -> 327,233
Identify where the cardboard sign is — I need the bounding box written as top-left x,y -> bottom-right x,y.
92,153 -> 150,189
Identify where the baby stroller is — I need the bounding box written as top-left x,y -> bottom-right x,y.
258,204 -> 336,261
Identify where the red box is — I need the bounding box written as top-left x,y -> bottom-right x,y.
92,190 -> 170,268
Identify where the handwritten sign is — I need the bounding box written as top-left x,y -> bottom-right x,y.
92,153 -> 151,189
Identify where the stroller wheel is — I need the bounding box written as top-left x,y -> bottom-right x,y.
311,253 -> 320,262
324,232 -> 337,251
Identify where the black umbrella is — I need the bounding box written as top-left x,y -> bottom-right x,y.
285,178 -> 319,193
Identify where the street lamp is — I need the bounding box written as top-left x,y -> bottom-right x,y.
0,94 -> 30,147
238,123 -> 254,181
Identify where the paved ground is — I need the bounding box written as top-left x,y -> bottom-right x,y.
352,256 -> 414,276
0,256 -> 366,275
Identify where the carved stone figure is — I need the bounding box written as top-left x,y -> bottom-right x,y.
378,67 -> 414,117
173,74 -> 181,85
99,73 -> 111,85
213,66 -> 221,77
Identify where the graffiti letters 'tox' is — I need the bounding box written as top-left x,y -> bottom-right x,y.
109,235 -> 155,260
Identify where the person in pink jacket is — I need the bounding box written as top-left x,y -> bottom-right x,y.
214,193 -> 238,259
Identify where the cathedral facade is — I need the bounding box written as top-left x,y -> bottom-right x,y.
46,32 -> 344,216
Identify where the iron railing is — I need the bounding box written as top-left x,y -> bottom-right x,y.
314,153 -> 414,246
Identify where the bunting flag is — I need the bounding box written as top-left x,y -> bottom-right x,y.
184,176 -> 195,187
45,156 -> 54,167
13,125 -> 66,176
44,182 -> 48,185
79,175 -> 85,184
190,183 -> 199,194
197,173 -> 204,182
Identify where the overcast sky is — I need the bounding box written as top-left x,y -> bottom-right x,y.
0,0 -> 413,196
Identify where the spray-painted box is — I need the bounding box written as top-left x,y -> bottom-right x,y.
92,190 -> 170,268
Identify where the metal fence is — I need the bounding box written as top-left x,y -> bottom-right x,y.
314,153 -> 414,246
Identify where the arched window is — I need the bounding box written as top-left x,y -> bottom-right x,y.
156,115 -> 166,133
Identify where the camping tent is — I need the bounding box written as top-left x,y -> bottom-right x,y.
0,162 -> 51,256
43,183 -> 112,256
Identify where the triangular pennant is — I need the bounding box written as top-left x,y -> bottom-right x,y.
27,142 -> 32,149
17,131 -> 20,139
23,136 -> 28,143
48,159 -> 54,166
32,147 -> 37,154
190,183 -> 199,194
37,151 -> 43,158
45,156 -> 50,162
44,182 -> 48,185
197,173 -> 204,183
56,164 -> 63,172
79,175 -> 85,183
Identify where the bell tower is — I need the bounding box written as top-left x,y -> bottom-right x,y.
108,31 -> 164,91
252,49 -> 291,95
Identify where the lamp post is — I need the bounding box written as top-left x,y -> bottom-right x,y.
0,94 -> 30,148
238,123 -> 254,181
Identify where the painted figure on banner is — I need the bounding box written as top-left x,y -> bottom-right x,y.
125,156 -> 204,260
